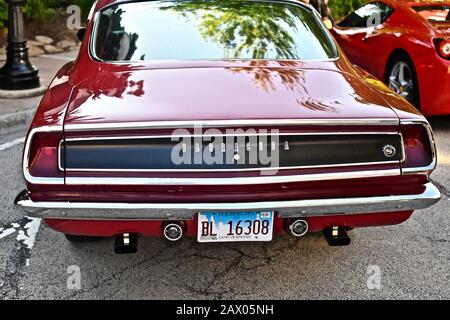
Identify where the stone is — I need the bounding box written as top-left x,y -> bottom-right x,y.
28,45 -> 45,57
43,45 -> 63,54
35,35 -> 54,45
56,40 -> 77,49
28,40 -> 44,47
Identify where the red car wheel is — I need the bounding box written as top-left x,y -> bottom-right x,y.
386,53 -> 420,109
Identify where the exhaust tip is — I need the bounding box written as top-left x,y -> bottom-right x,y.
323,226 -> 351,246
288,219 -> 309,237
163,223 -> 184,241
114,233 -> 138,254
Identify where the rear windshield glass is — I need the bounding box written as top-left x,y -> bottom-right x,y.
413,5 -> 450,23
92,0 -> 337,62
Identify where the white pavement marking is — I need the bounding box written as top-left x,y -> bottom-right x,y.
16,217 -> 41,250
0,227 -> 17,239
40,54 -> 75,61
0,137 -> 25,152
0,217 -> 42,268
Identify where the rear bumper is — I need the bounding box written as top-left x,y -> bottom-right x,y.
14,182 -> 441,220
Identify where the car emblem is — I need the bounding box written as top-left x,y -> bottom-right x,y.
383,144 -> 396,158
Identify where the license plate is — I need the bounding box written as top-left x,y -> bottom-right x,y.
197,211 -> 274,243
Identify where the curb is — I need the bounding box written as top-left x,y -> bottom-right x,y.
0,109 -> 35,131
0,86 -> 47,99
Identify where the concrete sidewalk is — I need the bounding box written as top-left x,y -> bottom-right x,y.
0,50 -> 78,131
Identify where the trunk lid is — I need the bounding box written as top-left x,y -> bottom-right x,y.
64,66 -> 400,126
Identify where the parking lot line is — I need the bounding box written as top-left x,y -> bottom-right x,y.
0,137 -> 25,152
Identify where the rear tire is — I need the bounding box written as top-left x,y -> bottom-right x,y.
64,234 -> 104,243
385,53 -> 420,109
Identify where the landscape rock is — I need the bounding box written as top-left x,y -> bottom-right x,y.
28,45 -> 45,57
56,40 -> 77,49
43,45 -> 63,54
28,40 -> 44,47
0,47 -> 6,60
69,46 -> 81,52
35,35 -> 54,45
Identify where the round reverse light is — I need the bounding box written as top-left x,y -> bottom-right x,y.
440,41 -> 450,58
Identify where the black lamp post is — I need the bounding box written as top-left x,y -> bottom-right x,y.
0,0 -> 40,90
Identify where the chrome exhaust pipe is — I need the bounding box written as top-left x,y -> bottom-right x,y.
287,219 -> 309,237
163,222 -> 184,241
323,226 -> 351,246
114,233 -> 138,254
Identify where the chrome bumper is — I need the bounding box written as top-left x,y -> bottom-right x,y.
14,183 -> 441,220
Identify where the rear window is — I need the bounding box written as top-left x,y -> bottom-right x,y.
413,5 -> 450,23
338,2 -> 393,28
92,0 -> 338,62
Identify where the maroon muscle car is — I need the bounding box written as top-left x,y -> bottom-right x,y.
15,0 -> 441,253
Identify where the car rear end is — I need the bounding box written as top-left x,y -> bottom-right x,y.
411,2 -> 450,115
15,117 -> 440,245
14,0 -> 441,251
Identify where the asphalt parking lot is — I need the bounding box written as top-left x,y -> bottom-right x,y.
0,115 -> 447,300
0,49 -> 449,299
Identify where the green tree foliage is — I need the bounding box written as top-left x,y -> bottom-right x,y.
0,0 -> 58,28
23,0 -> 57,22
328,0 -> 367,19
73,0 -> 96,18
0,0 -> 364,29
0,0 -> 96,28
0,2 -> 6,28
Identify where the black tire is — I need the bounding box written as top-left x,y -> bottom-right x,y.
385,53 -> 420,109
64,234 -> 104,243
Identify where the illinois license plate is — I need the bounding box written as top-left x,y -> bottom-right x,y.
197,211 -> 274,243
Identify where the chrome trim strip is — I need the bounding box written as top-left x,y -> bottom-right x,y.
399,132 -> 406,164
64,131 -> 400,140
29,119 -> 436,185
63,118 -> 400,131
58,139 -> 64,173
14,182 -> 441,220
23,126 -> 65,185
61,132 -> 403,173
65,169 -> 401,186
400,119 -> 437,175
63,162 -> 401,173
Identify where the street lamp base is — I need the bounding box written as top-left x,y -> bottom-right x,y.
0,42 -> 40,91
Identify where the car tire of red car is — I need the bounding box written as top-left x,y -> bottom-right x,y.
64,234 -> 105,243
385,53 -> 420,109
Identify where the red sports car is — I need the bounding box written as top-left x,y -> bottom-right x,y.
15,0 -> 440,253
331,0 -> 450,116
